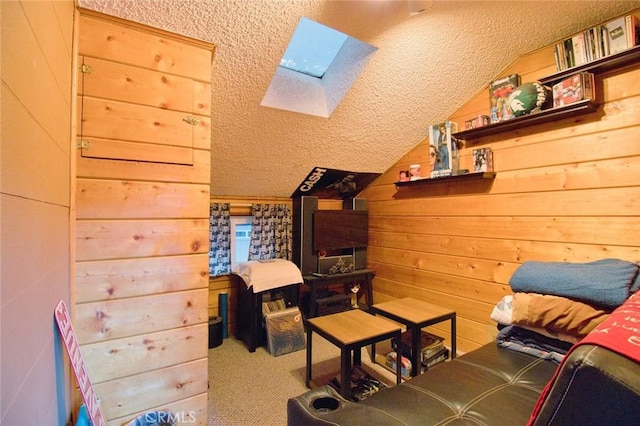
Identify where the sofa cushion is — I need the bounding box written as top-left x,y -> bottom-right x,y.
288,343 -> 557,425
360,344 -> 556,425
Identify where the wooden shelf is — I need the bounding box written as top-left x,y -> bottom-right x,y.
453,100 -> 599,141
394,172 -> 496,187
539,44 -> 640,85
453,45 -> 640,143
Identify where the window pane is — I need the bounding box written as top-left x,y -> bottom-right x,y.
230,216 -> 252,267
280,17 -> 347,78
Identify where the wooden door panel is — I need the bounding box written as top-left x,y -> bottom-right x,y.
77,136 -> 194,165
78,56 -> 195,112
79,96 -> 194,146
76,147 -> 210,184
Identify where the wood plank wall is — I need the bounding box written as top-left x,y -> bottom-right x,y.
1,1 -> 76,424
74,9 -> 213,425
361,12 -> 640,355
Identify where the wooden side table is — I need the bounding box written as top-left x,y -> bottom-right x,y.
371,297 -> 456,377
305,309 -> 402,399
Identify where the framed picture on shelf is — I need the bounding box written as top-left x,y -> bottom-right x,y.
428,121 -> 458,178
489,74 -> 520,123
472,148 -> 494,173
552,72 -> 595,108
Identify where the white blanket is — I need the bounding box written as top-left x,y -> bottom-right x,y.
232,259 -> 303,293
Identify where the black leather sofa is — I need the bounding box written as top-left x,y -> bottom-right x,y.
288,332 -> 640,426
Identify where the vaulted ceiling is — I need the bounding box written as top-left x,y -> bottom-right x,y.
78,0 -> 640,198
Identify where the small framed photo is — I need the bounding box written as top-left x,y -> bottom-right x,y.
473,148 -> 494,173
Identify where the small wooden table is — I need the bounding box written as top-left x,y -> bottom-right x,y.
371,297 -> 456,377
305,309 -> 402,399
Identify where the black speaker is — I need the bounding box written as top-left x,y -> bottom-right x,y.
344,198 -> 368,269
292,196 -> 318,275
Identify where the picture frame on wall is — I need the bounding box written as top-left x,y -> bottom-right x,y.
428,121 -> 458,178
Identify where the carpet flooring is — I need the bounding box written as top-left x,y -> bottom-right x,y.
207,333 -> 396,425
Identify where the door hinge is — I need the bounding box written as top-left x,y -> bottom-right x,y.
80,64 -> 93,74
182,116 -> 200,126
76,140 -> 91,150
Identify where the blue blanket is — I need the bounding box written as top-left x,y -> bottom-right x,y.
496,325 -> 572,364
509,259 -> 640,310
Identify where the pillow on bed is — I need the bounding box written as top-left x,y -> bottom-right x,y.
491,295 -> 580,344
511,292 -> 610,339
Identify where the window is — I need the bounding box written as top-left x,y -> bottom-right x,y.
230,216 -> 252,268
279,17 -> 347,78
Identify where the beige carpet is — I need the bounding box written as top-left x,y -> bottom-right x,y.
207,333 -> 397,425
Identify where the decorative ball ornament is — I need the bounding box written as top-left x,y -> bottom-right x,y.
508,82 -> 550,117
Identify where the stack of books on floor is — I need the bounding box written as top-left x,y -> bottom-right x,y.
385,331 -> 450,378
328,366 -> 388,402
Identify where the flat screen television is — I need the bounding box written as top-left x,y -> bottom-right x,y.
313,209 -> 368,251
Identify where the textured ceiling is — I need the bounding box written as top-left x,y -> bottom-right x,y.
78,0 -> 640,198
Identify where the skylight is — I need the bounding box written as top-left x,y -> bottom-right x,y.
261,17 -> 377,118
279,17 -> 348,78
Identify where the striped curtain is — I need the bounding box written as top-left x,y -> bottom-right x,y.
248,204 -> 292,261
209,203 -> 231,276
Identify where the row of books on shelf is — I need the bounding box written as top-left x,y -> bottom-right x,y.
554,14 -> 640,71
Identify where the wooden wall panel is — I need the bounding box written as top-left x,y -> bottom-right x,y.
93,358 -> 208,420
80,323 -> 208,383
76,254 -> 209,302
106,393 -> 208,426
1,2 -> 75,424
78,11 -> 212,81
75,9 -> 213,424
361,14 -> 640,354
76,219 -> 209,261
76,179 -> 210,219
76,148 -> 211,184
75,289 -> 208,344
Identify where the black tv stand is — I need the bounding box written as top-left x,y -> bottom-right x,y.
302,269 -> 375,318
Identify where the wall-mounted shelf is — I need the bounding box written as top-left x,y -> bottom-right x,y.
395,172 -> 496,187
453,100 -> 599,141
453,45 -> 640,143
539,44 -> 640,85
